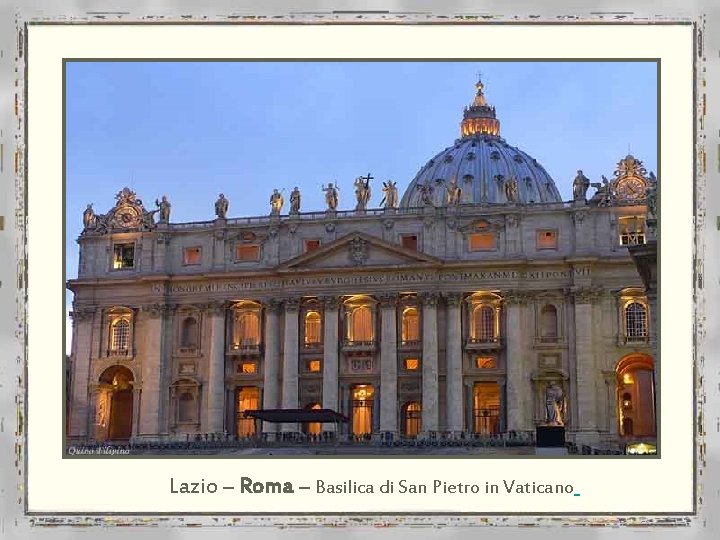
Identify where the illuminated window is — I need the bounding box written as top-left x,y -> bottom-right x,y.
304,239 -> 321,252
475,356 -> 496,369
240,362 -> 257,374
536,230 -> 558,250
404,358 -> 420,371
403,402 -> 422,438
352,385 -> 374,436
308,359 -> 321,373
619,216 -> 646,246
183,246 -> 202,265
349,306 -> 373,342
236,386 -> 259,437
473,382 -> 501,435
236,244 -> 260,261
401,235 -> 418,250
112,243 -> 135,269
233,309 -> 260,348
472,305 -> 496,341
625,302 -> 648,340
304,403 -> 322,436
110,318 -> 130,352
304,311 -> 322,345
469,232 -> 496,251
180,317 -> 198,348
401,307 -> 420,343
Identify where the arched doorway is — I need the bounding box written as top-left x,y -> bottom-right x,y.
98,365 -> 135,441
351,384 -> 374,438
235,386 -> 260,437
303,403 -> 322,437
616,354 -> 655,438
401,401 -> 422,438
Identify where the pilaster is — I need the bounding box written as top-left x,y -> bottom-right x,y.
444,293 -> 463,433
321,296 -> 340,431
379,294 -> 398,434
262,299 -> 282,435
420,292 -> 439,434
281,298 -> 300,432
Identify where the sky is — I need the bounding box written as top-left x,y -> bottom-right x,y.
65,61 -> 657,349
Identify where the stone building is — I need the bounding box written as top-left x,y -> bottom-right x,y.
67,79 -> 657,449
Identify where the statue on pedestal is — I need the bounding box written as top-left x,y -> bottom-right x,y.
504,177 -> 519,203
155,195 -> 171,223
354,174 -> 372,211
214,193 -> 229,219
290,187 -> 301,214
381,180 -> 398,209
83,203 -> 96,229
322,182 -> 339,211
270,189 -> 284,215
446,178 -> 462,206
417,180 -> 434,206
572,170 -> 591,201
544,381 -> 565,426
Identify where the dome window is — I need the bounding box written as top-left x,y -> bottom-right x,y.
466,152 -> 476,161
462,174 -> 474,184
514,154 -> 524,163
490,151 -> 501,160
444,154 -> 454,163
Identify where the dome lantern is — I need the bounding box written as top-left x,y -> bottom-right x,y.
460,76 -> 501,137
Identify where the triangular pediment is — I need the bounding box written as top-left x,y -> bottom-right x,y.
278,232 -> 442,270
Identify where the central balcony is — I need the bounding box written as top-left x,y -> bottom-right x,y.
228,340 -> 263,357
342,339 -> 377,354
465,337 -> 503,351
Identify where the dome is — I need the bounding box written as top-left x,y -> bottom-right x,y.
400,79 -> 563,208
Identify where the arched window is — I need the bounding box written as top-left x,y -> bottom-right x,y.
180,317 -> 198,348
401,307 -> 420,343
178,392 -> 196,423
540,305 -> 558,340
234,311 -> 260,347
403,402 -> 422,438
472,305 -> 496,342
110,318 -> 130,352
350,306 -> 373,342
304,311 -> 322,345
625,302 -> 648,340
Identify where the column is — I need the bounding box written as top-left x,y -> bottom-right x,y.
68,307 -> 96,440
262,300 -> 282,436
573,287 -> 601,443
87,384 -> 100,441
281,298 -> 300,432
420,292 -> 439,434
444,293 -> 463,433
205,302 -> 226,434
505,291 -> 529,432
322,297 -> 340,431
132,385 -> 141,438
379,294 -> 398,434
138,304 -> 164,438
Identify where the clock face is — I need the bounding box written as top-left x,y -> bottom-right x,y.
113,206 -> 139,228
615,177 -> 646,200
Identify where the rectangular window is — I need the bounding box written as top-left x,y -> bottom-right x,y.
304,239 -> 321,252
468,232 -> 496,251
239,362 -> 257,374
536,230 -> 558,250
236,244 -> 260,261
183,246 -> 202,265
404,358 -> 420,371
475,356 -> 497,369
112,243 -> 135,269
401,235 -> 418,250
308,359 -> 322,373
618,216 -> 646,246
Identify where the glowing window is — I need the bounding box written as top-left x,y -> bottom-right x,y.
112,243 -> 135,269
475,356 -> 496,369
536,230 -> 558,250
236,244 -> 260,261
350,306 -> 373,342
236,387 -> 259,436
401,307 -> 420,342
241,362 -> 257,374
304,239 -> 321,252
304,311 -> 322,345
308,359 -> 321,373
233,310 -> 260,347
619,216 -> 646,246
404,358 -> 420,371
182,246 -> 202,265
305,403 -> 322,436
625,302 -> 648,340
469,232 -> 496,251
403,402 -> 422,437
352,385 -> 374,436
472,305 -> 496,341
110,318 -> 130,351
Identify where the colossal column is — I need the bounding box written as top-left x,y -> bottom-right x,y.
281,298 -> 300,432
444,293 -> 464,433
68,307 -> 96,440
572,287 -> 602,443
504,291 -> 529,432
321,297 -> 340,430
205,301 -> 226,434
420,292 -> 439,434
379,294 -> 398,434
262,299 -> 282,436
138,303 -> 166,438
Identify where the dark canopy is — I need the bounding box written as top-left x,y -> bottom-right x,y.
243,409 -> 349,423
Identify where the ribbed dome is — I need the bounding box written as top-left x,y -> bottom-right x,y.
400,79 -> 562,208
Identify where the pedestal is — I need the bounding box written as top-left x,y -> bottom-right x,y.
536,425 -> 566,449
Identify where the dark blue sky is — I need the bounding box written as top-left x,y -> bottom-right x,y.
65,61 -> 657,322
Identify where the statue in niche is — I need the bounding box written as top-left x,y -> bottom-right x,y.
381,180 -> 398,209
354,174 -> 372,211
83,203 -> 96,229
214,193 -> 229,219
322,182 -> 339,211
646,181 -> 657,221
155,195 -> 171,223
446,177 -> 462,206
572,170 -> 591,201
290,187 -> 301,214
544,381 -> 565,426
269,189 -> 284,215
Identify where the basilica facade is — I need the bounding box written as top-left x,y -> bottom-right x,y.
67,80 -> 657,449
